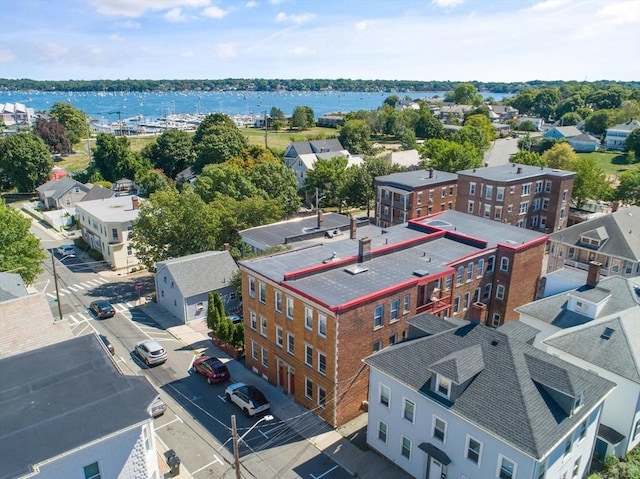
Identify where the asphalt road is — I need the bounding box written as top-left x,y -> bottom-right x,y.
484,137 -> 519,166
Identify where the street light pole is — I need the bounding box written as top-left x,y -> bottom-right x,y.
230,414 -> 274,479
50,251 -> 63,322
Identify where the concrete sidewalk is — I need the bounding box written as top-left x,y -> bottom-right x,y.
141,301 -> 411,479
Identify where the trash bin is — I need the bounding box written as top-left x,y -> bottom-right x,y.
166,450 -> 181,476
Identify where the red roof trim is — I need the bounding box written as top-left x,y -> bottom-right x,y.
498,234 -> 548,251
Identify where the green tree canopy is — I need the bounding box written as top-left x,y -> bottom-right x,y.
338,119 -> 372,155
304,156 -> 349,208
624,128 -> 640,159
0,199 -> 46,284
193,113 -> 237,145
92,133 -> 131,182
383,95 -> 400,108
193,123 -> 249,172
559,112 -> 583,126
457,114 -> 496,152
415,105 -> 444,140
508,88 -> 536,116
144,128 -> 194,178
420,139 -> 483,173
269,107 -> 286,131
246,161 -> 300,217
614,166 -> 640,205
0,133 -> 53,192
291,106 -> 315,130
49,102 -> 86,146
511,151 -> 544,167
541,142 -> 578,170
534,88 -> 561,121
338,164 -> 373,211
447,83 -> 482,105
195,163 -> 259,203
570,156 -> 613,209
135,169 -> 170,197
585,110 -> 613,136
129,187 -> 219,269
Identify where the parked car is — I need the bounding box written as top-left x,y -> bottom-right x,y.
89,300 -> 116,319
99,334 -> 115,355
228,314 -> 243,325
225,382 -> 270,416
150,396 -> 167,418
56,244 -> 75,258
135,339 -> 168,366
192,355 -> 229,384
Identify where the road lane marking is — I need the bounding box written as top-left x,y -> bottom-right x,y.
311,465 -> 339,479
46,292 -> 56,299
67,286 -> 78,292
73,283 -> 86,290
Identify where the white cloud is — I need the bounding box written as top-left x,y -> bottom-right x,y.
431,0 -> 464,7
215,43 -> 237,58
355,20 -> 376,30
0,48 -> 16,63
117,20 -> 141,29
276,11 -> 316,24
109,33 -> 125,41
164,8 -> 189,22
292,46 -> 315,56
180,50 -> 195,58
527,0 -> 571,12
598,0 -> 640,26
84,0 -> 211,17
245,1 -> 257,8
202,5 -> 228,18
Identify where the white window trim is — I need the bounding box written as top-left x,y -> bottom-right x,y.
403,397 -> 415,423
435,374 -> 451,399
400,435 -> 412,460
497,454 -> 517,479
379,383 -> 391,408
465,434 -> 483,466
432,415 -> 447,444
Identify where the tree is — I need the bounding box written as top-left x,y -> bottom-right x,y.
456,114 -> 496,152
586,90 -> 623,110
0,133 -> 53,192
517,120 -> 539,132
194,163 -> 259,203
541,142 -> 577,170
129,187 -> 219,269
304,156 -> 349,208
291,106 -> 315,130
420,139 -> 483,173
383,95 -> 400,108
447,83 -> 482,105
585,110 -> 613,136
246,161 -> 300,217
193,123 -> 249,172
614,167 -> 640,205
511,151 -> 544,167
135,169 -> 170,197
533,88 -> 561,121
0,199 -> 46,285
206,292 -> 220,331
269,107 -> 286,131
49,102 -> 86,146
415,105 -> 444,140
570,156 -> 613,209
338,164 -> 373,212
339,119 -> 372,155
144,128 -> 194,178
214,291 -> 226,321
559,112 -> 582,126
92,133 -> 130,182
624,128 -> 640,159
508,88 -> 536,116
555,94 -> 585,119
215,315 -> 231,343
33,117 -> 71,155
193,113 -> 237,145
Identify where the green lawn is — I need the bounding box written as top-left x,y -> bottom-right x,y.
576,151 -> 634,178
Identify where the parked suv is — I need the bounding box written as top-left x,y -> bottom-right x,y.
192,355 -> 229,384
56,244 -> 75,258
225,382 -> 270,416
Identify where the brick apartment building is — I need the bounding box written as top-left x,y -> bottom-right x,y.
375,168 -> 458,227
455,164 -> 575,233
238,210 -> 547,427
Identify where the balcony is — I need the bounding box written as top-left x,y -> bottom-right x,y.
417,297 -> 451,315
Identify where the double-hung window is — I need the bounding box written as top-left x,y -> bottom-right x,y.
83,463 -> 101,479
259,282 -> 266,303
287,333 -> 294,355
286,297 -> 294,320
275,326 -> 283,347
390,299 -> 399,322
380,384 -> 390,407
374,305 -> 383,328
318,313 -> 327,337
275,291 -> 282,313
498,455 -> 516,479
466,436 -> 482,465
403,399 -> 415,423
248,277 -> 256,298
318,351 -> 326,375
305,344 -> 313,367
432,416 -> 446,442
305,306 -> 313,330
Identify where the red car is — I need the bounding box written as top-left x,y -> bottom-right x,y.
193,355 -> 230,384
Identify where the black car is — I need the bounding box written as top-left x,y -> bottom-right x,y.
90,300 -> 116,319
99,334 -> 115,355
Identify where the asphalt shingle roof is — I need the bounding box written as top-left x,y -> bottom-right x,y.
548,206 -> 640,261
544,309 -> 640,383
365,321 -> 615,459
0,272 -> 27,302
0,335 -> 158,479
35,177 -> 89,200
156,250 -> 238,298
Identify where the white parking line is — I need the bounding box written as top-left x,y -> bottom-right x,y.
154,417 -> 184,430
311,465 -> 339,479
59,288 -> 69,294
67,315 -> 80,325
190,456 -> 224,475
46,292 -> 56,299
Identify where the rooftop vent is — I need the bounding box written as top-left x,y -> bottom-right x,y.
601,327 -> 615,340
413,269 -> 429,277
345,264 -> 369,275
491,339 -> 500,346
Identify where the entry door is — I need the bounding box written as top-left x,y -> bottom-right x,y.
428,458 -> 441,479
594,438 -> 608,462
289,371 -> 295,395
278,365 -> 285,388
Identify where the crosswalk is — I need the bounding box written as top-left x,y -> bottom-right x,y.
65,301 -> 133,325
46,277 -> 110,299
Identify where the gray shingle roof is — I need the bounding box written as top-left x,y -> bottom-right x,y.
0,335 -> 158,479
544,309 -> 640,383
285,139 -> 344,156
498,321 -> 540,345
80,184 -> 116,202
35,177 -> 89,199
156,250 -> 238,298
548,206 -> 640,261
0,272 -> 28,302
365,322 -> 615,459
516,275 -> 640,328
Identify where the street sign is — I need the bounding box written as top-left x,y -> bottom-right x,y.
135,283 -> 143,292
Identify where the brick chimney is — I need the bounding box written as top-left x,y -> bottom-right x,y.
516,167 -> 522,174
470,302 -> 488,324
358,237 -> 372,263
317,208 -> 324,229
131,196 -> 139,210
429,167 -> 434,178
586,261 -> 602,288
350,217 -> 357,240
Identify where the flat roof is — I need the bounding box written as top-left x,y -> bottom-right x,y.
76,195 -> 141,223
457,163 -> 575,181
376,169 -> 458,189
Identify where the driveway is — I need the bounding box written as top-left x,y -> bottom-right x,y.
484,137 -> 519,166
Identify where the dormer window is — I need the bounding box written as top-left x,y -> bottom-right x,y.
436,375 -> 451,398
572,391 -> 584,414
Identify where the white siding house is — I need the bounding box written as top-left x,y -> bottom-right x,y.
76,195 -> 142,271
605,119 -> 640,150
365,317 -> 614,479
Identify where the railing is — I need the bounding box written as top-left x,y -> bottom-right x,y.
417,298 -> 451,314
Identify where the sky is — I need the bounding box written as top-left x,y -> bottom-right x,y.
1,0 -> 639,83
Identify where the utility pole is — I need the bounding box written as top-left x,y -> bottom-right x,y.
232,414 -> 241,479
264,110 -> 268,148
51,251 -> 63,322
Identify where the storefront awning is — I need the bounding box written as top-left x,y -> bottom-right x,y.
418,442 -> 451,465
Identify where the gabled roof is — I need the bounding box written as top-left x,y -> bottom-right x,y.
0,272 -> 28,302
546,126 -> 582,138
365,321 -> 614,459
35,177 -> 89,199
516,275 -> 640,328
0,293 -> 74,358
498,320 -> 540,345
0,335 -> 158,479
284,139 -> 344,157
569,133 -> 600,143
156,250 -> 238,298
607,119 -> 640,132
80,184 -> 116,202
544,309 -> 640,384
548,206 -> 640,261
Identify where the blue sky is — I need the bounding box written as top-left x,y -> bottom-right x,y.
1,0 -> 639,82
